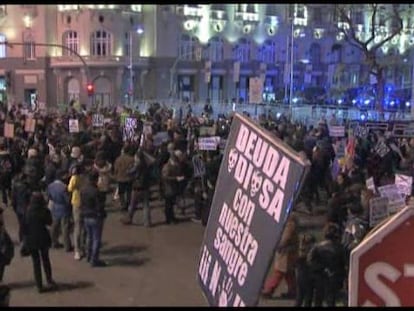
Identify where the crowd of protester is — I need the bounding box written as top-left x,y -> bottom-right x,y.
0,98 -> 411,305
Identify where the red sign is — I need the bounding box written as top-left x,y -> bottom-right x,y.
349,207 -> 414,306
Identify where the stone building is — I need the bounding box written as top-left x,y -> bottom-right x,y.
0,4 -> 413,110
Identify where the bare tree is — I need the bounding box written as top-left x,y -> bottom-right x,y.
334,4 -> 404,111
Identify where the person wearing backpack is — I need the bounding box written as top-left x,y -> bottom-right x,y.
342,203 -> 369,259
307,222 -> 346,307
0,138 -> 14,207
0,208 -> 14,282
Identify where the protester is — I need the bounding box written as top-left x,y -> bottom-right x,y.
23,192 -> 57,293
307,222 -> 346,307
262,213 -> 299,299
67,164 -> 86,260
80,171 -> 107,267
0,208 -> 14,282
47,169 -> 72,252
113,144 -> 135,211
0,138 -> 14,207
11,171 -> 32,243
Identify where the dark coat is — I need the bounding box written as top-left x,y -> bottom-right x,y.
24,200 -> 52,250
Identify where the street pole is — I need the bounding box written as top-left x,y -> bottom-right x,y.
129,31 -> 133,107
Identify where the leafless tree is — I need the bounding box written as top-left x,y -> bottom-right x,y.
334,4 -> 404,111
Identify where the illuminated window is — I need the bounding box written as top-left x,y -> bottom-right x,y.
0,34 -> 6,58
62,31 -> 79,56
91,30 -> 112,56
179,34 -> 198,60
131,5 -> 141,12
257,40 -> 276,64
208,37 -> 224,62
23,32 -> 35,60
233,38 -> 250,63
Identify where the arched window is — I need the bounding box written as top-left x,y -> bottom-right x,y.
179,34 -> 198,60
208,37 -> 224,62
91,30 -> 112,56
23,32 -> 35,60
257,40 -> 276,64
232,38 -> 250,63
62,31 -> 79,56
309,42 -> 321,65
0,34 -> 6,58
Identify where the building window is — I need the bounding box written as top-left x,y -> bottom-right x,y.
309,42 -> 321,65
179,34 -> 198,60
23,34 -> 35,60
233,38 -> 250,63
208,37 -> 224,62
257,40 -> 276,64
62,31 -> 79,56
0,34 -> 6,58
91,30 -> 112,56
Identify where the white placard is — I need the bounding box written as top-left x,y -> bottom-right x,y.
377,184 -> 405,214
329,125 -> 345,137
366,177 -> 376,194
68,119 -> 79,133
198,136 -> 221,151
92,114 -> 104,127
395,173 -> 413,197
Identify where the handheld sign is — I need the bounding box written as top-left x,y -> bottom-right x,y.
198,136 -> 221,151
24,117 -> 36,133
68,119 -> 79,133
4,122 -> 14,138
92,114 -> 104,127
369,197 -> 389,228
197,113 -> 310,306
395,173 -> 413,197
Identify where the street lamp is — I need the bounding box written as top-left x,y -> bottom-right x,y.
129,26 -> 144,107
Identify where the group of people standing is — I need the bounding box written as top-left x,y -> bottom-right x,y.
0,101 -> 222,296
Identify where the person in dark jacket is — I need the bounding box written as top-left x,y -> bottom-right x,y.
11,171 -> 32,242
0,139 -> 14,206
24,192 -> 56,293
122,149 -> 152,227
295,233 -> 316,307
307,222 -> 346,307
80,171 -> 107,267
0,209 -> 14,282
161,153 -> 183,224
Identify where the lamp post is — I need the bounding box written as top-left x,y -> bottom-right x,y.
129,26 -> 144,107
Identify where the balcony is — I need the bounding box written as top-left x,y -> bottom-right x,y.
50,55 -> 149,69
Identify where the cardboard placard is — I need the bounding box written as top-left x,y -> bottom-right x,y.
197,113 -> 310,306
4,122 -> 14,138
24,117 -> 36,133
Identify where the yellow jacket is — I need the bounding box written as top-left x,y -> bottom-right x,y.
68,174 -> 82,209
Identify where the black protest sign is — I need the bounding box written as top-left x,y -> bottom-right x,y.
197,113 -> 309,306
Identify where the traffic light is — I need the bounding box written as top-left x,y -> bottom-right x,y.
87,83 -> 94,96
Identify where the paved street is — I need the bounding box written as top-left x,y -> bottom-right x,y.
2,192 -> 325,307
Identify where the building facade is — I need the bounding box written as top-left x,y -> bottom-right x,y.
0,4 -> 413,110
